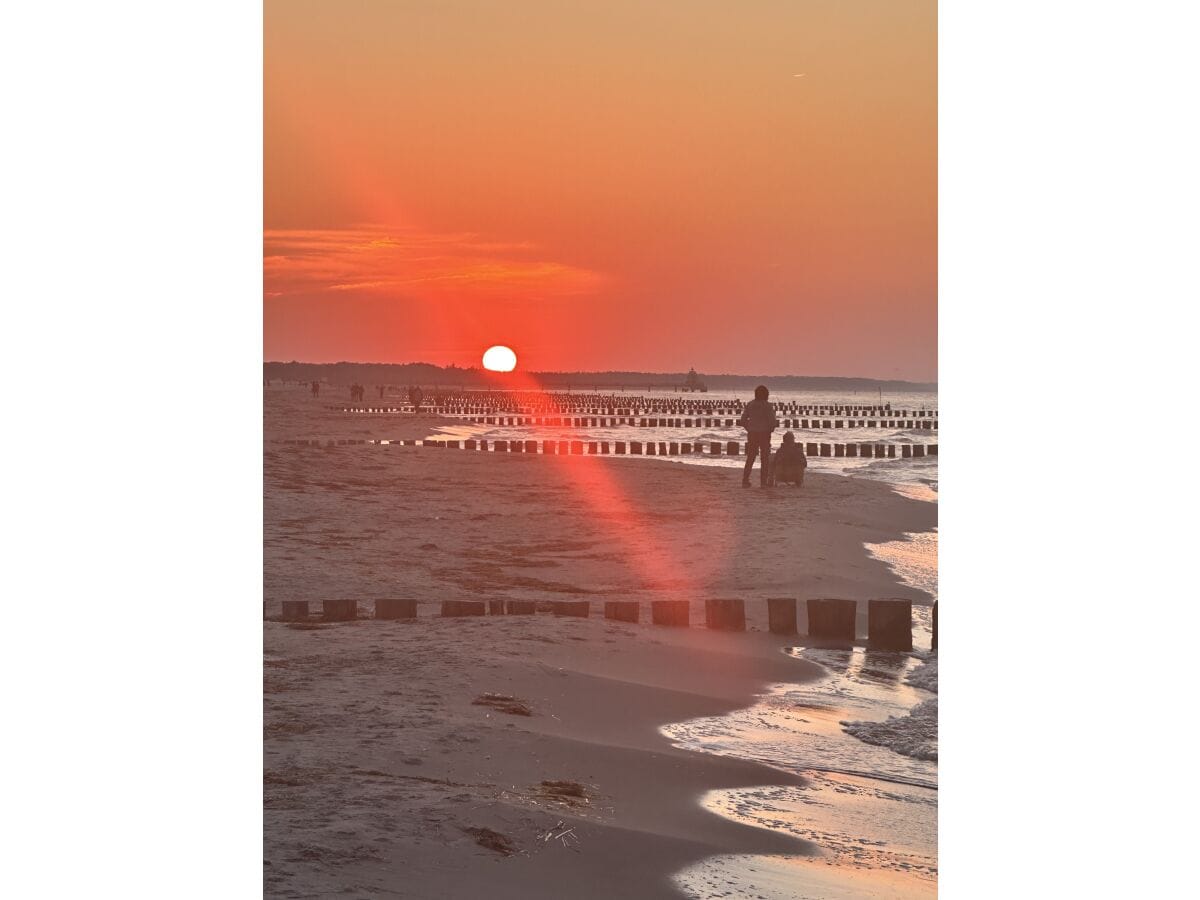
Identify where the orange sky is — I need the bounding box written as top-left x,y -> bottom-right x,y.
265,1 -> 936,380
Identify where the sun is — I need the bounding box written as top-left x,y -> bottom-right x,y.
482,345 -> 517,372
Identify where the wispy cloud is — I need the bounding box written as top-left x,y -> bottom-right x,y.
264,227 -> 604,301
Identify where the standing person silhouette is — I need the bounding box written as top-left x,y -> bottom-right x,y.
738,385 -> 779,487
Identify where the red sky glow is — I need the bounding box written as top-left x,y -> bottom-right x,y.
265,0 -> 936,380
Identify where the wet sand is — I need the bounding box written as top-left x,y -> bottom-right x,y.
264,391 -> 936,897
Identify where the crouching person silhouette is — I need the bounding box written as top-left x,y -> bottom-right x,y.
770,431 -> 807,488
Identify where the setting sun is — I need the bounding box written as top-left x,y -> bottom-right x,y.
482,345 -> 517,372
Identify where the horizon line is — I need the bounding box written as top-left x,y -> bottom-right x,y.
263,361 -> 936,385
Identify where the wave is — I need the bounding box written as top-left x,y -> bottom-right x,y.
842,656 -> 938,761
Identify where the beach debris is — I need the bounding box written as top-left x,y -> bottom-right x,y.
472,693 -> 533,716
462,826 -> 514,856
537,820 -> 579,848
539,780 -> 588,804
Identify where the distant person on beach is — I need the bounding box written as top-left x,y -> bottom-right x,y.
770,432 -> 807,488
738,385 -> 779,488
378,385 -> 385,399
311,381 -> 320,397
409,386 -> 424,414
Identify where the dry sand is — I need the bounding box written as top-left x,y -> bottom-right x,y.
264,393 -> 936,897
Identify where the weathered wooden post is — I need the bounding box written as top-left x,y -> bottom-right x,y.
631,441 -> 643,454
806,598 -> 857,645
652,600 -> 689,626
588,441 -> 598,454
868,599 -> 913,650
820,443 -> 832,457
929,444 -> 938,455
726,441 -> 740,455
932,601 -> 938,650
571,440 -> 585,454
487,599 -> 505,615
710,441 -> 722,455
553,600 -> 590,617
615,441 -> 627,454
465,439 -> 477,450
913,445 -> 926,457
902,445 -> 913,458
705,598 -> 746,631
494,439 -> 509,452
887,445 -> 896,458
505,599 -> 537,615
806,442 -> 819,456
322,599 -> 358,621
376,598 -> 417,620
846,444 -> 858,457
767,597 -> 798,635
281,600 -> 308,622
441,600 -> 486,617
604,600 -> 640,623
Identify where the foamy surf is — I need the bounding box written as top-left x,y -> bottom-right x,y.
665,645 -> 938,896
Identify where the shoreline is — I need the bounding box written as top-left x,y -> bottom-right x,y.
265,610 -> 830,897
265,399 -> 937,896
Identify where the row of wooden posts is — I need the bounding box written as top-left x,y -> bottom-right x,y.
336,408 -> 936,422
278,437 -> 938,459
339,409 -> 938,431
272,597 -> 935,652
331,398 -> 934,417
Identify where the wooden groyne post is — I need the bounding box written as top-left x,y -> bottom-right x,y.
604,600 -> 640,623
705,598 -> 746,631
322,599 -> 358,622
806,598 -> 857,646
651,600 -> 689,626
505,599 -> 537,615
867,599 -> 913,650
375,598 -> 417,620
281,600 -> 309,622
553,600 -> 590,617
767,597 -> 797,635
441,600 -> 486,617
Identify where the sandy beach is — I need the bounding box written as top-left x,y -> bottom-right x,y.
264,393 -> 937,897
